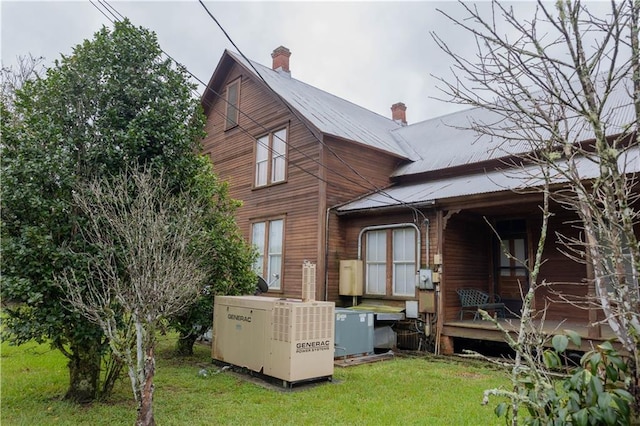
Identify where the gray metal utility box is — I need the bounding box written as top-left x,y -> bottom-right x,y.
334,308 -> 374,358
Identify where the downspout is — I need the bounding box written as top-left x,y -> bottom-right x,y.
424,217 -> 440,353
324,206 -> 332,301
424,218 -> 430,266
421,217 -> 439,353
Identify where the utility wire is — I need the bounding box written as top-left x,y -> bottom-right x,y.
91,0 -> 392,197
92,0 -> 428,222
96,0 -> 373,192
197,0 -> 429,221
90,0 -> 117,22
97,0 -> 123,21
89,0 -> 337,187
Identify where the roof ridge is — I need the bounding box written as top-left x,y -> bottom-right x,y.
228,50 -> 402,125
225,50 -> 414,159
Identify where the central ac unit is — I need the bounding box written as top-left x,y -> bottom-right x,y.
212,295 -> 335,387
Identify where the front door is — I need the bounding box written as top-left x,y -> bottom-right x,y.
495,220 -> 529,316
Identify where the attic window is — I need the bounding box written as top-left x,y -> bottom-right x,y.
225,79 -> 240,129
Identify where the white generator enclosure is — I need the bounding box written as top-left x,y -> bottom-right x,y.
212,296 -> 335,385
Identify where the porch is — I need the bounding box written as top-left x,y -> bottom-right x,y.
440,318 -> 620,354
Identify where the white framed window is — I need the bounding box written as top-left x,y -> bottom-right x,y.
255,127 -> 287,187
499,238 -> 527,277
225,79 -> 240,129
601,235 -> 637,295
366,230 -> 387,295
255,136 -> 269,187
393,228 -> 416,296
271,128 -> 287,183
365,227 -> 417,297
251,218 -> 284,290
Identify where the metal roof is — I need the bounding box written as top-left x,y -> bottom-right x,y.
390,76 -> 637,177
215,50 -> 636,205
227,51 -> 413,160
218,51 -> 635,180
336,145 -> 640,213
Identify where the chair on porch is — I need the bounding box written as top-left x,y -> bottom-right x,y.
456,288 -> 506,320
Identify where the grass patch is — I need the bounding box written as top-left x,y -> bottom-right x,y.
2,336 -> 507,425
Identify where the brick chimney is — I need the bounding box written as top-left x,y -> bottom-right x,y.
271,46 -> 291,73
391,102 -> 407,126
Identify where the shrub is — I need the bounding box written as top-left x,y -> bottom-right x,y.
495,332 -> 633,425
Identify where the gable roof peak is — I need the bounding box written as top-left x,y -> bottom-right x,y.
219,49 -> 413,160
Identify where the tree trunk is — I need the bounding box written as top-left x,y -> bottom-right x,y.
175,332 -> 198,356
100,353 -> 125,400
64,341 -> 101,403
135,345 -> 155,426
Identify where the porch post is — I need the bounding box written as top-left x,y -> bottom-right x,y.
435,209 -> 446,354
585,249 -> 601,338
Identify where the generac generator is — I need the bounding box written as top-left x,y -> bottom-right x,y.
212,295 -> 335,386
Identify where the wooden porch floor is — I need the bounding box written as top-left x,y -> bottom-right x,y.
442,318 -> 620,353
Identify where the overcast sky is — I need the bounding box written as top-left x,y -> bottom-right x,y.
0,1 -> 611,123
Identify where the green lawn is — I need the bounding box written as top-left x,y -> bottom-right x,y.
1,336 -> 508,425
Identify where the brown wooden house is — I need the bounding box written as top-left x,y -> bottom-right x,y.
201,46 -> 636,354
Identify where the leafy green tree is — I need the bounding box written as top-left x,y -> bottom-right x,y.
1,19 -> 254,402
170,157 -> 257,356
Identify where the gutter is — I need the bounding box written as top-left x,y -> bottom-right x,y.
335,199 -> 435,217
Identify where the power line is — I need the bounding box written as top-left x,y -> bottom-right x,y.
90,0 -> 389,197
196,0 -> 429,221
88,1 -> 333,186
91,0 -> 428,222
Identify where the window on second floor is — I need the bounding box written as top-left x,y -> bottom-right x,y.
251,218 -> 284,290
365,227 -> 417,297
225,79 -> 240,129
255,127 -> 287,187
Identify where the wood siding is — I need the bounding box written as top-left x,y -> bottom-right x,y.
335,210 -> 437,304
442,213 -> 492,322
440,207 -> 591,324
202,61 -> 406,301
202,63 -> 322,298
535,211 -> 590,322
323,136 -> 401,207
323,137 -> 403,301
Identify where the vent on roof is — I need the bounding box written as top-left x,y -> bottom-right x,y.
271,46 -> 291,74
391,102 -> 407,126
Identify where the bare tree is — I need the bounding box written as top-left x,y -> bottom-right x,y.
479,177 -> 556,424
1,54 -> 45,110
433,0 -> 640,415
60,169 -> 208,426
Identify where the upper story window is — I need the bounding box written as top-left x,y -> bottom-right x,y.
225,79 -> 240,129
255,127 -> 287,187
251,218 -> 284,290
365,227 -> 417,297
